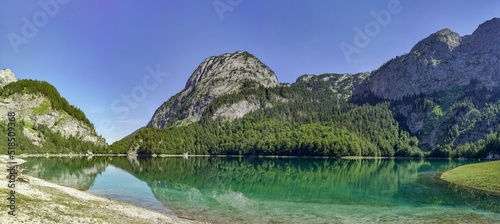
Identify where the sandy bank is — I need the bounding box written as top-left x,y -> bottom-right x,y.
0,155 -> 203,224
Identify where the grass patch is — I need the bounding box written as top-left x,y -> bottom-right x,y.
22,121 -> 36,133
441,160 -> 500,194
33,99 -> 51,114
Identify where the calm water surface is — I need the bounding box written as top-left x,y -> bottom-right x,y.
22,157 -> 500,223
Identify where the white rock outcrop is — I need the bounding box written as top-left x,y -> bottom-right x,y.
0,69 -> 17,88
212,97 -> 261,122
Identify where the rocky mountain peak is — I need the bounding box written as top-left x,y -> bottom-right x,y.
0,68 -> 17,88
185,51 -> 278,90
410,28 -> 461,56
464,17 -> 500,48
354,17 -> 500,101
148,51 -> 279,128
472,17 -> 500,37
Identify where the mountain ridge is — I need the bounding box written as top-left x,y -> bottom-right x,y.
112,17 -> 500,158
355,17 -> 500,101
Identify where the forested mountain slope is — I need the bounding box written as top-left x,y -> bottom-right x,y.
110,55 -> 421,157
111,18 -> 500,158
353,18 -> 500,155
0,69 -> 106,154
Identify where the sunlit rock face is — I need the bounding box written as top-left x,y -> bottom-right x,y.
148,51 -> 279,128
0,68 -> 17,88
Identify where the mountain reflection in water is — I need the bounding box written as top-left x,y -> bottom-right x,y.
22,157 -> 500,223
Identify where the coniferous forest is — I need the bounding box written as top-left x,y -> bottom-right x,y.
2,75 -> 498,158
110,71 -> 500,158
109,79 -> 424,157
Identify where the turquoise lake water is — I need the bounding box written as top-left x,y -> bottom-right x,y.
22,157 -> 500,223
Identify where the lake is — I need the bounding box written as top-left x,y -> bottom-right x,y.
21,157 -> 500,223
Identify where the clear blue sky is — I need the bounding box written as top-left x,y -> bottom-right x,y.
1,1 -> 498,143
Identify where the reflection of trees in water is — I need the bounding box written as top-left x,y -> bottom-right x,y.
407,169 -> 500,213
22,157 -> 108,190
399,158 -> 500,213
127,155 -> 141,170
22,157 -> 499,222
110,158 -> 435,206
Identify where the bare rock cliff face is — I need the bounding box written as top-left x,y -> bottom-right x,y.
0,69 -> 17,88
0,94 -> 103,146
356,18 -> 500,100
148,51 -> 279,128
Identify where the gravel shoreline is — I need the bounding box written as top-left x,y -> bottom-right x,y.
0,155 -> 203,224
